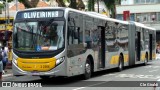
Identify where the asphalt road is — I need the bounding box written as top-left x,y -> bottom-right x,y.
1,59 -> 160,90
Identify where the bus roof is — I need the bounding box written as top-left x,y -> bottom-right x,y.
15,7 -> 129,25
132,21 -> 156,30
15,7 -> 155,30
65,8 -> 129,25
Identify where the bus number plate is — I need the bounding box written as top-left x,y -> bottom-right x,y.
40,65 -> 50,68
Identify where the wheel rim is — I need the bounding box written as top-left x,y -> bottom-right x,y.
119,61 -> 122,69
145,55 -> 148,64
119,56 -> 122,70
86,63 -> 91,74
145,59 -> 147,63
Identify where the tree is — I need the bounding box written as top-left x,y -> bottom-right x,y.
0,3 -> 4,14
0,0 -> 39,8
87,0 -> 95,11
77,0 -> 85,10
19,0 -> 39,8
56,0 -> 85,10
104,0 -> 121,18
56,0 -> 66,7
0,3 -> 4,9
103,0 -> 116,18
68,0 -> 77,9
87,0 -> 121,18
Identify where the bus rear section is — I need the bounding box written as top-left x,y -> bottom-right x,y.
128,22 -> 156,66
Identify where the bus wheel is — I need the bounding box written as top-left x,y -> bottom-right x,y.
144,54 -> 148,66
118,55 -> 123,72
83,59 -> 92,80
39,76 -> 51,79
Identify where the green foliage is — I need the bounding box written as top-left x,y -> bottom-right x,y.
63,0 -> 69,3
1,0 -> 13,3
103,0 -> 119,18
18,0 -> 23,2
103,0 -> 115,10
88,0 -> 95,11
0,3 -> 4,8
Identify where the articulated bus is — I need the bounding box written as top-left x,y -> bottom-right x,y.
12,7 -> 156,79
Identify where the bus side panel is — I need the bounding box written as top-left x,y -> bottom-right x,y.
128,23 -> 136,66
153,30 -> 156,60
149,30 -> 156,60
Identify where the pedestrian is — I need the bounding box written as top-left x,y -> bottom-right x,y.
1,46 -> 8,74
0,48 -> 3,80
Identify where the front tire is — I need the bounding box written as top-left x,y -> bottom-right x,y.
118,55 -> 123,72
83,59 -> 92,80
39,76 -> 51,79
144,54 -> 148,66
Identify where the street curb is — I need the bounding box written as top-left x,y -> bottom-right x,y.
2,74 -> 13,78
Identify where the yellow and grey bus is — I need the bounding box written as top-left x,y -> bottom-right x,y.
12,7 -> 156,79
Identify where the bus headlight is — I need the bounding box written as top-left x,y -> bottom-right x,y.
56,57 -> 65,65
13,58 -> 17,65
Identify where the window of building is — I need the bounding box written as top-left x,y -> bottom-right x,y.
157,13 -> 160,21
151,13 -> 156,21
151,0 -> 155,3
146,0 -> 151,3
136,13 -> 157,22
141,0 -> 146,3
157,0 -> 160,3
134,0 -> 156,4
135,0 -> 140,4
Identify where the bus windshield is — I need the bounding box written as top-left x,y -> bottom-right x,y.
13,20 -> 65,51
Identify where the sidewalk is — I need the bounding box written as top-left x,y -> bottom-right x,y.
156,54 -> 160,60
2,62 -> 13,78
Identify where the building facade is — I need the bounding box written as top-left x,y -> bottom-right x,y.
116,0 -> 160,44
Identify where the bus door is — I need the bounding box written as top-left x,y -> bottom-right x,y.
136,32 -> 141,61
149,34 -> 152,60
98,26 -> 105,68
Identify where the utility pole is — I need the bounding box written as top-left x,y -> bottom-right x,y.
97,0 -> 99,13
5,0 -> 9,42
15,0 -> 18,11
4,0 -> 7,32
6,0 -> 9,24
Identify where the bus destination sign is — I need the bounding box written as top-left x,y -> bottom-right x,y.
16,10 -> 63,19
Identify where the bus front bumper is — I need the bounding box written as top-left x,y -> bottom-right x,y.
12,60 -> 67,77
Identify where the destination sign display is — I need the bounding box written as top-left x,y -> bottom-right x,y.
16,10 -> 63,19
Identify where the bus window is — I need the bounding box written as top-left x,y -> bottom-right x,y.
13,20 -> 65,51
68,12 -> 81,45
